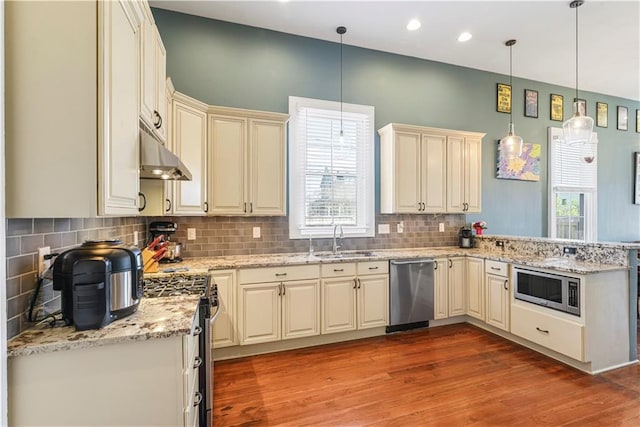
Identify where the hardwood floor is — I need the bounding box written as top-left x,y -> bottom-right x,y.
213,324 -> 640,426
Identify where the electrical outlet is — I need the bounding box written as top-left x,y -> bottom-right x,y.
133,231 -> 139,246
38,246 -> 51,276
439,223 -> 445,232
397,222 -> 404,233
378,224 -> 390,234
563,246 -> 577,255
187,228 -> 197,240
495,240 -> 504,248
253,227 -> 261,238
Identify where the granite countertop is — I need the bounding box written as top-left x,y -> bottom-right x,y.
7,295 -> 200,358
156,247 -> 628,276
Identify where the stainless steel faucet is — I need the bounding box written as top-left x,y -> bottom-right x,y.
332,224 -> 344,255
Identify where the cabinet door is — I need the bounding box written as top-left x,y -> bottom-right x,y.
249,119 -> 286,215
357,274 -> 389,329
394,132 -> 422,213
212,270 -> 238,348
421,134 -> 447,213
282,280 -> 320,340
464,138 -> 482,213
448,258 -> 466,316
433,258 -> 449,319
153,26 -> 167,142
209,115 -> 247,215
238,283 -> 280,345
139,3 -> 154,128
446,136 -> 465,213
98,0 -> 141,216
321,277 -> 357,334
486,274 -> 510,331
172,101 -> 207,215
466,258 -> 485,321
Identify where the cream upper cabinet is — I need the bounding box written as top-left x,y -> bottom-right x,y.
139,3 -> 167,142
379,123 -> 484,214
447,136 -> 482,213
6,0 -> 143,217
466,257 -> 485,321
208,107 -> 288,216
212,270 -> 238,349
171,92 -> 208,215
485,260 -> 510,331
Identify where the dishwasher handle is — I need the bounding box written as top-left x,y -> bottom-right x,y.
390,259 -> 434,266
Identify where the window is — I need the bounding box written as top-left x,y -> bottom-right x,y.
548,127 -> 597,242
289,96 -> 375,239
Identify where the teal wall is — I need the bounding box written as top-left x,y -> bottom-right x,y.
152,9 -> 640,243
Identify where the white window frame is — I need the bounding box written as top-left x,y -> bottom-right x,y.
288,96 -> 375,239
548,127 -> 598,242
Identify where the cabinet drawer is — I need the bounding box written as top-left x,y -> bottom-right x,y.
239,264 -> 320,284
183,364 -> 200,427
321,263 -> 356,278
485,260 -> 508,277
511,304 -> 585,361
357,260 -> 389,275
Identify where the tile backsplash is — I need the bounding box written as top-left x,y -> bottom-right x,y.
158,214 -> 465,257
5,217 -> 146,339
5,213 -> 465,339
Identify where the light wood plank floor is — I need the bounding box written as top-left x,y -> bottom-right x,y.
213,324 -> 640,426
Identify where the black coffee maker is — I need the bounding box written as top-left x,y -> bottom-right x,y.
459,227 -> 474,248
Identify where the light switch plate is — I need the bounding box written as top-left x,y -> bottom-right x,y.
187,228 -> 197,240
133,231 -> 139,246
38,246 -> 51,276
378,224 -> 390,234
397,222 -> 404,233
253,227 -> 261,238
439,223 -> 445,232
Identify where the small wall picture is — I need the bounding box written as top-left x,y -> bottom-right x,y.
550,94 -> 563,121
636,109 -> 640,133
635,152 -> 640,204
574,98 -> 587,116
497,83 -> 511,113
524,89 -> 538,118
596,102 -> 608,128
617,106 -> 628,131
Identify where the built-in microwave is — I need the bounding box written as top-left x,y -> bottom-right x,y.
513,266 -> 580,316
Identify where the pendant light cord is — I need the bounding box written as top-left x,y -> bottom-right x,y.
575,3 -> 579,101
509,42 -> 513,125
340,30 -> 343,133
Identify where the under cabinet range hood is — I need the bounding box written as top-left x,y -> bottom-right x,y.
139,130 -> 192,181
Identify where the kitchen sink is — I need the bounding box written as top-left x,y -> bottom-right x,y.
312,251 -> 375,259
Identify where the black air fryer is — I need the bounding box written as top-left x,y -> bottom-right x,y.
53,240 -> 143,330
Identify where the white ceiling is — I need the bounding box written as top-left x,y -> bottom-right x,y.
150,0 -> 640,101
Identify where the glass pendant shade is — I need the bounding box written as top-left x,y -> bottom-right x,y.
499,122 -> 524,159
580,132 -> 598,164
563,101 -> 594,145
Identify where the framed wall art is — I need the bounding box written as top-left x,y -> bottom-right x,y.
596,102 -> 608,128
636,109 -> 640,133
550,94 -> 563,121
617,106 -> 628,131
524,89 -> 538,118
497,83 -> 511,113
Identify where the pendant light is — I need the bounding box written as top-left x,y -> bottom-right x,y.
337,26 -> 346,143
499,39 -> 523,160
562,0 -> 594,145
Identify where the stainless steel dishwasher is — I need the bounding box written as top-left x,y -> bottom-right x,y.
387,259 -> 435,333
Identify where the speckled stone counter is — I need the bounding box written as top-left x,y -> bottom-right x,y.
158,247 -> 629,276
7,295 -> 200,358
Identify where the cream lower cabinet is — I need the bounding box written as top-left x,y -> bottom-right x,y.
238,265 -> 320,345
209,107 -> 288,216
6,0 -> 143,217
211,270 -> 238,349
485,260 -> 511,331
434,257 -> 466,318
321,261 -> 389,334
466,258 -> 485,321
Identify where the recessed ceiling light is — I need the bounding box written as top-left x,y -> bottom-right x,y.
458,32 -> 472,42
406,19 -> 421,31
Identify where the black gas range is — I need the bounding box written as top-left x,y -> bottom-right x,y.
143,273 -> 219,427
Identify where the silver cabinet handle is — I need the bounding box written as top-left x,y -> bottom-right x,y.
536,327 -> 549,334
193,325 -> 202,336
194,356 -> 202,369
194,391 -> 203,407
503,280 -> 508,290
